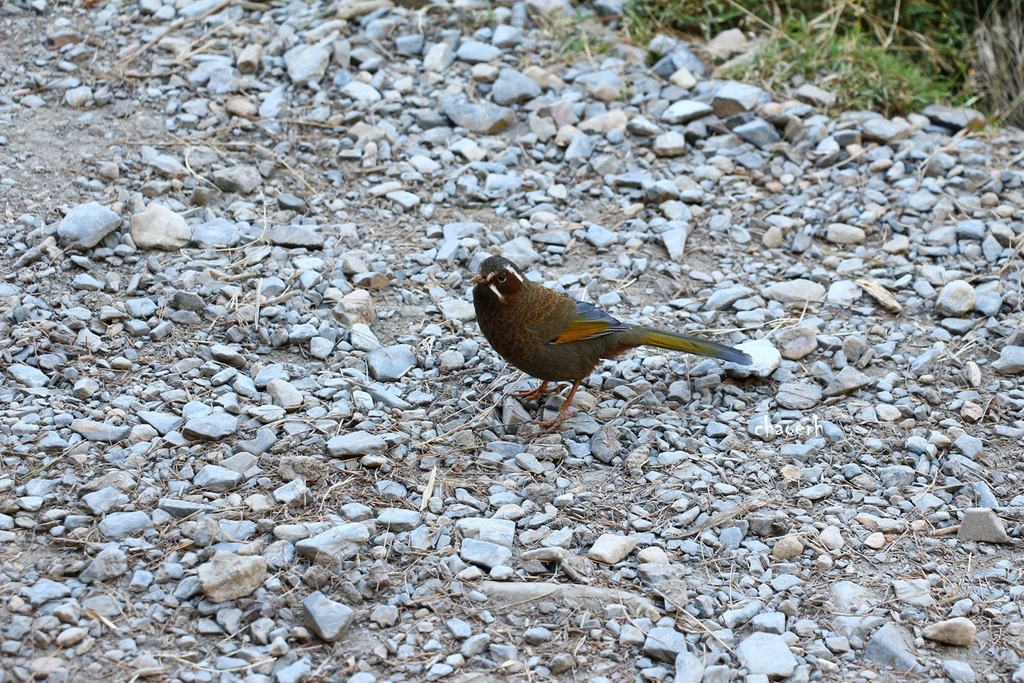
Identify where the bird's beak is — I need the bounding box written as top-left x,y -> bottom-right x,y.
471,274 -> 485,284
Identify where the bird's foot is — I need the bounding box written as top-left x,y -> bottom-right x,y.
532,380 -> 583,430
534,410 -> 578,431
511,380 -> 559,402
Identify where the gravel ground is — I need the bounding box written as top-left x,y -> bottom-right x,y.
1,1 -> 1024,682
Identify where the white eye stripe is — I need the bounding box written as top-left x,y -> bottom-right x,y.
505,267 -> 523,283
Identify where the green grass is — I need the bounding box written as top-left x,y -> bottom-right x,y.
624,0 -> 1003,118
719,23 -> 952,116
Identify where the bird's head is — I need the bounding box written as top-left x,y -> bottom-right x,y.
472,256 -> 527,304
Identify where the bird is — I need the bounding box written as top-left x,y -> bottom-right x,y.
471,255 -> 752,428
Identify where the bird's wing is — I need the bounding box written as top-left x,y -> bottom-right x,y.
548,300 -> 629,345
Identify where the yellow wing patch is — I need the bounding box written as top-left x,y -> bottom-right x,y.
552,319 -> 613,344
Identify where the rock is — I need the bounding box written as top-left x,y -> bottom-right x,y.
588,533 -> 637,564
367,344 -> 417,381
776,326 -> 818,360
653,131 -> 687,156
762,279 -> 826,304
489,68 -> 540,104
284,44 -> 330,84
826,223 -> 866,244
198,551 -> 267,603
957,508 -> 1008,543
303,591 -> 355,642
733,118 -> 780,148
661,100 -> 712,125
923,104 -> 984,131
772,534 -> 803,560
712,81 -> 767,117
736,632 -> 797,678
460,538 -> 513,570
80,547 -> 129,583
296,523 -> 370,566
70,419 -> 130,442
98,511 -> 153,540
456,39 -> 502,63
776,382 -> 822,409
182,413 -> 238,440
861,117 -> 912,143
642,627 -> 687,663
442,99 -> 515,134
327,432 -> 388,457
8,363 -> 48,388
575,70 -> 623,101
213,165 -> 262,194
992,345 -> 1024,375
704,28 -> 747,60
923,618 -> 977,647
58,201 -> 120,248
794,83 -> 835,107
131,203 -> 191,250
823,366 -> 871,396
935,280 -> 977,317
864,623 -> 918,670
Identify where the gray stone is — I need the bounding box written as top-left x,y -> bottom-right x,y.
80,547 -> 129,583
22,578 -> 72,606
736,632 -> 797,678
70,419 -> 131,442
58,201 -> 120,249
367,344 -> 416,381
442,99 -> 515,134
296,523 -> 370,565
642,627 -> 687,663
460,538 -> 513,570
303,591 -> 355,642
762,279 -> 826,304
284,44 -> 330,84
327,432 -> 388,458
823,366 -> 871,396
661,100 -> 712,124
98,511 -> 153,540
733,118 -> 780,148
456,39 -> 502,63
213,165 -> 262,194
194,464 -> 243,492
182,413 -> 238,440
864,622 -> 917,670
992,345 -> 1024,375
958,508 -> 1008,543
924,104 -> 984,131
489,68 -> 540,105
8,363 -> 48,388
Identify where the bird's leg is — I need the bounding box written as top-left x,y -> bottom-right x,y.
535,380 -> 582,429
511,380 -> 558,401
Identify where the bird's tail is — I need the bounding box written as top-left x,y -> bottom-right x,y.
630,327 -> 752,365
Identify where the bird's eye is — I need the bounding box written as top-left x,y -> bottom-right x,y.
497,272 -> 507,283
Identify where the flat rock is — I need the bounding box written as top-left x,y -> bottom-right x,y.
296,523 -> 370,566
762,279 -> 826,304
213,165 -> 262,194
957,508 -> 1008,543
736,632 -> 798,678
303,591 -> 355,642
367,344 -> 417,381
